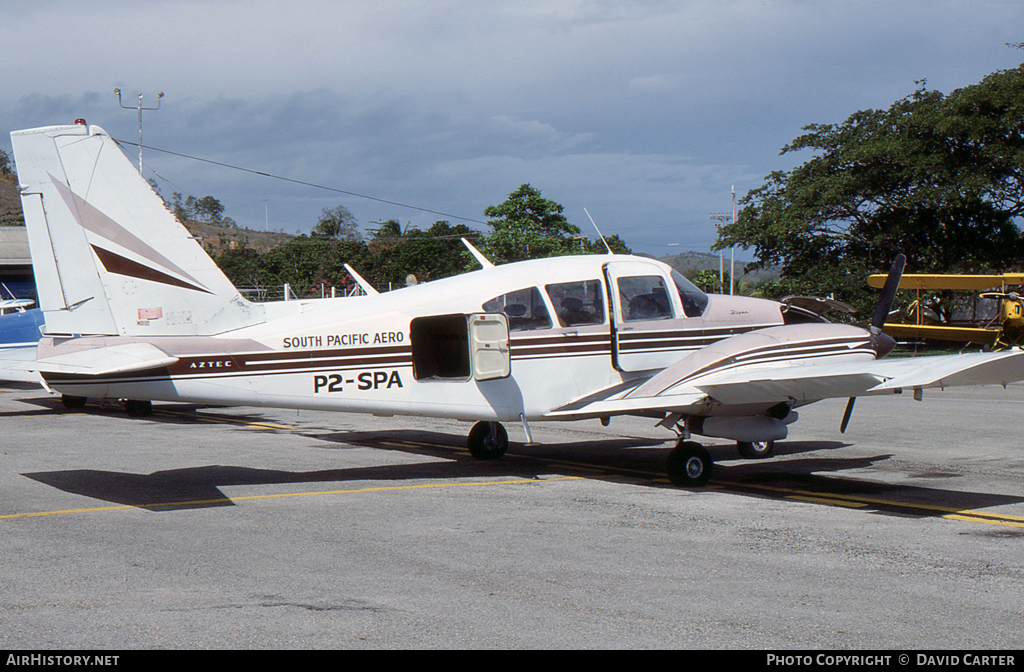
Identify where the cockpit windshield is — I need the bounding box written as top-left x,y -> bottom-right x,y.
671,269 -> 709,318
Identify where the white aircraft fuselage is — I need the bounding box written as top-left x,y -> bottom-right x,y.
36,254 -> 792,423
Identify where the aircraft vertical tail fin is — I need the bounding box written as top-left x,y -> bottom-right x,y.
10,121 -> 264,336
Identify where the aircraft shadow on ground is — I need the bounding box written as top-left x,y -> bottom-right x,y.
20,415 -> 1024,518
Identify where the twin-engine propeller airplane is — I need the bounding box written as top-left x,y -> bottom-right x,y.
11,121 -> 1024,486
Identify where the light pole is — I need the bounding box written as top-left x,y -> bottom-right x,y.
730,185 -> 737,296
709,211 -> 731,294
114,89 -> 164,174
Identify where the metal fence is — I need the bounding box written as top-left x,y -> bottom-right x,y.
237,283 -> 369,303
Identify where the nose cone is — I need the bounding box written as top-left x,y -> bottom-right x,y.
871,330 -> 896,358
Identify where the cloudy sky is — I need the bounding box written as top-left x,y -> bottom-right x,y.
2,1 -> 1022,256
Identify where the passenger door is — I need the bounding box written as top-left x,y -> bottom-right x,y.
604,261 -> 689,372
469,313 -> 511,381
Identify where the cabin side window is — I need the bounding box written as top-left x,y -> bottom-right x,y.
671,269 -> 709,318
617,275 -> 674,322
482,287 -> 552,332
545,279 -> 606,327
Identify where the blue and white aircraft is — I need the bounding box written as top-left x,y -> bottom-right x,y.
0,297 -> 45,383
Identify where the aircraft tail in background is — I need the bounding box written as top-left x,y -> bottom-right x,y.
10,121 -> 264,337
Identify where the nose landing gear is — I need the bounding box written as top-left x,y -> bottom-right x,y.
467,421 -> 508,460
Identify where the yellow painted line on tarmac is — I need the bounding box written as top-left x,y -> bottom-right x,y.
389,440 -> 461,450
381,440 -> 459,452
153,409 -> 294,431
943,513 -> 1024,529
725,479 -> 1024,528
0,476 -> 583,521
787,495 -> 869,508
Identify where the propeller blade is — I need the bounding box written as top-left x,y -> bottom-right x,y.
871,254 -> 906,333
840,397 -> 856,434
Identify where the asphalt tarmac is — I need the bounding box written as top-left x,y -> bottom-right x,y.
2,382 -> 1023,649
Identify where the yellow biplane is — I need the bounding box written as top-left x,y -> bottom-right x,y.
866,273 -> 1024,349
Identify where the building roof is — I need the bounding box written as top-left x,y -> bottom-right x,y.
0,227 -> 30,267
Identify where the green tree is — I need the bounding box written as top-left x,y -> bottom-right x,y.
192,195 -> 225,223
688,269 -> 727,294
483,184 -> 582,262
252,236 -> 368,297
313,204 -> 361,241
366,220 -> 480,287
367,219 -> 403,241
0,149 -> 12,177
172,193 -> 236,227
716,63 -> 1024,314
215,245 -> 266,294
581,233 -> 631,255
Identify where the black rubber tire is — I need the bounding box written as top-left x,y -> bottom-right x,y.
467,421 -> 508,460
666,440 -> 712,487
737,440 -> 775,459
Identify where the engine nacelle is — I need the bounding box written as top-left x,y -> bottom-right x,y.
691,415 -> 789,442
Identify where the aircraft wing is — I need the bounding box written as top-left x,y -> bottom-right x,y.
861,351 -> 1024,391
881,323 -> 999,345
544,350 -> 1024,420
544,390 -> 708,419
694,372 -> 884,405
867,273 -> 1024,290
32,342 -> 179,376
692,351 -> 1024,401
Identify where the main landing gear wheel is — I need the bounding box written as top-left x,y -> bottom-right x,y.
666,440 -> 712,487
737,440 -> 775,459
124,399 -> 153,417
468,421 -> 508,460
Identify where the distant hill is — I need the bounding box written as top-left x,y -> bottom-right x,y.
0,171 -> 294,254
182,219 -> 295,255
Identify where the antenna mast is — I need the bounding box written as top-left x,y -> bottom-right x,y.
114,89 -> 164,174
583,208 -> 613,254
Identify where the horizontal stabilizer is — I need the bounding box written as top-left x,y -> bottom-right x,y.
33,342 -> 179,376
0,348 -> 42,383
